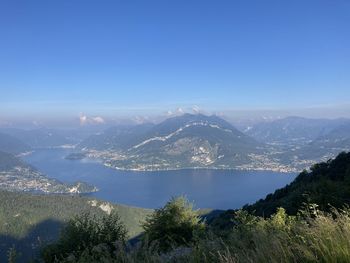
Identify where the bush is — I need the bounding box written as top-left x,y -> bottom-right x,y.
40,198 -> 350,262
42,211 -> 127,262
142,196 -> 205,252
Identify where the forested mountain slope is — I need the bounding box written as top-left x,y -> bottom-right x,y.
211,151 -> 350,229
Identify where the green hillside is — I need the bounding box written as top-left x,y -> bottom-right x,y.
246,151 -> 350,216
211,151 -> 350,230
0,191 -> 152,262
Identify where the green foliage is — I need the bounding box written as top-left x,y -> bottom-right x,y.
142,196 -> 205,252
60,241 -> 162,263
42,212 -> 127,262
188,206 -> 350,263
0,190 -> 151,238
243,151 -> 350,217
0,190 -> 152,262
39,205 -> 350,263
210,151 -> 350,237
7,246 -> 18,263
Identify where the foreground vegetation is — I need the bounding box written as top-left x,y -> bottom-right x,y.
39,199 -> 350,262
0,191 -> 152,262
4,152 -> 350,262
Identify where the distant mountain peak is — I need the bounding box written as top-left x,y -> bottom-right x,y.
78,113 -> 263,171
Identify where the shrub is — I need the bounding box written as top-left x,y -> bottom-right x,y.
42,211 -> 127,262
40,199 -> 350,262
142,196 -> 205,252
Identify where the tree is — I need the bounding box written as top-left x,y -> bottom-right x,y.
142,196 -> 204,252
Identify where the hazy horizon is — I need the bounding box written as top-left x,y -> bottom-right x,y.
1,105 -> 350,129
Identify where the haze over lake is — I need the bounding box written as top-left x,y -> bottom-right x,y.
23,148 -> 296,209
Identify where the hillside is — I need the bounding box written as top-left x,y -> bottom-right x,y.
0,151 -> 96,194
245,116 -> 349,145
248,151 -> 350,216
210,151 -> 350,230
313,123 -> 350,148
297,123 -> 350,159
242,117 -> 350,172
0,190 -> 152,262
0,128 -> 76,148
73,116 -> 350,173
78,123 -> 155,151
0,132 -> 31,155
77,114 -> 266,171
0,150 -> 24,170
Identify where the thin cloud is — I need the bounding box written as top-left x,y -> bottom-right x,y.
79,114 -> 105,125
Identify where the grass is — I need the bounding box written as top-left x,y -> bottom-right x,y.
185,207 -> 350,263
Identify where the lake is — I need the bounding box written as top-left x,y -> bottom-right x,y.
23,148 -> 296,210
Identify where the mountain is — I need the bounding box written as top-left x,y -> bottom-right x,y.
311,122 -> 350,149
0,151 -> 24,170
246,116 -> 349,145
296,122 -> 350,159
0,190 -> 152,262
77,114 -> 264,170
0,132 -> 31,155
78,123 -> 155,151
0,128 -> 76,148
242,117 -> 350,170
0,151 -> 96,194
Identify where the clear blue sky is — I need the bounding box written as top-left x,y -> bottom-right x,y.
0,0 -> 349,120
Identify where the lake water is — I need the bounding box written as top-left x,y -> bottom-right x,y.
23,148 -> 297,210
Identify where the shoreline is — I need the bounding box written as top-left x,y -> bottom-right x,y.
102,161 -> 299,174
26,148 -> 300,174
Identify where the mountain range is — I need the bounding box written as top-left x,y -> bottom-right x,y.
74,114 -> 350,172
245,116 -> 350,145
295,122 -> 350,159
76,114 -> 265,170
2,113 -> 349,174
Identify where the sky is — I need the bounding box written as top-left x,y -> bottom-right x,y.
0,0 -> 350,125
